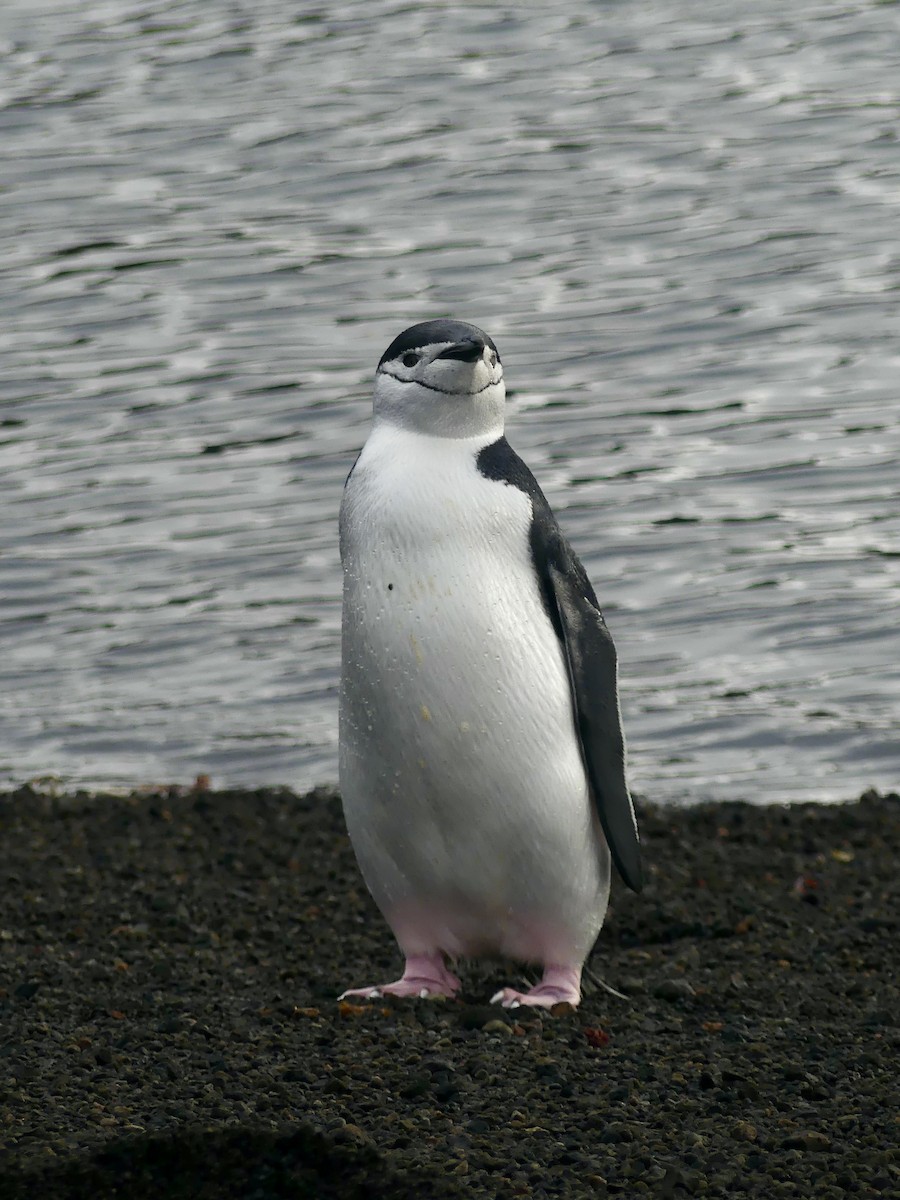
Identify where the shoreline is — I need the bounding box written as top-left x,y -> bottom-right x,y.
1,785 -> 897,1198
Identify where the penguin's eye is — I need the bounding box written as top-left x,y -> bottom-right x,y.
401,352 -> 420,368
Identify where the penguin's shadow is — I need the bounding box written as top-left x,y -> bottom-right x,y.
1,1123 -> 456,1200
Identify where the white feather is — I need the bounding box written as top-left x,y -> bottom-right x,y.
339,421 -> 610,965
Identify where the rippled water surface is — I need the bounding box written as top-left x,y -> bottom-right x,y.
2,0 -> 898,802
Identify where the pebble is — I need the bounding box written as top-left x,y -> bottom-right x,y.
732,1121 -> 758,1143
653,979 -> 697,1002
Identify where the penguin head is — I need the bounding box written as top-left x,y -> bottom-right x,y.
372,320 -> 505,438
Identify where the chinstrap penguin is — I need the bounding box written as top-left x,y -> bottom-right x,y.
338,319 -> 642,1008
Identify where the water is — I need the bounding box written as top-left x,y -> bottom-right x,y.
1,0 -> 898,803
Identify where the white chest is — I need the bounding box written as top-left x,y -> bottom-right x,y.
339,424 -> 579,774
341,426 -> 529,583
341,427 -> 551,697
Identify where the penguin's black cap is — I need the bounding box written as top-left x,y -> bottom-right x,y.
378,320 -> 500,368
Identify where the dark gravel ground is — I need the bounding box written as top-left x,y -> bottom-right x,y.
0,783 -> 897,1199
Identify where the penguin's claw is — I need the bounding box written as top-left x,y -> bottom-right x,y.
338,953 -> 461,1002
490,965 -> 582,1009
339,979 -> 452,1001
338,985 -> 383,1000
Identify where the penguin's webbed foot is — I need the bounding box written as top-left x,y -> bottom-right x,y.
490,963 -> 581,1009
339,952 -> 461,1002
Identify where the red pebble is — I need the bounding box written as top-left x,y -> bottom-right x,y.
583,1026 -> 610,1048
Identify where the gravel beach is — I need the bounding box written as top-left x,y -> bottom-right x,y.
1,783 -> 897,1198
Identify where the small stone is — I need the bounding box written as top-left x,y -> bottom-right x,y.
457,1005 -> 507,1030
600,1122 -> 635,1144
619,976 -> 646,995
421,1057 -> 455,1074
482,1020 -> 513,1036
732,1121 -> 758,1142
654,979 -> 696,1002
549,1001 -> 577,1017
399,1074 -> 430,1098
781,1130 -> 832,1151
333,1123 -> 372,1146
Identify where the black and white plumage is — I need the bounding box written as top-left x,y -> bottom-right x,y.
338,319 -> 641,1008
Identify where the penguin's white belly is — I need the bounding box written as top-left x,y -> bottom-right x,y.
339,435 -> 609,963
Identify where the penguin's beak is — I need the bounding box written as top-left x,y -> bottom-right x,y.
437,338 -> 486,364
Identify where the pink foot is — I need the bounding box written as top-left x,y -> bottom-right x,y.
491,964 -> 582,1009
339,952 -> 461,1002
